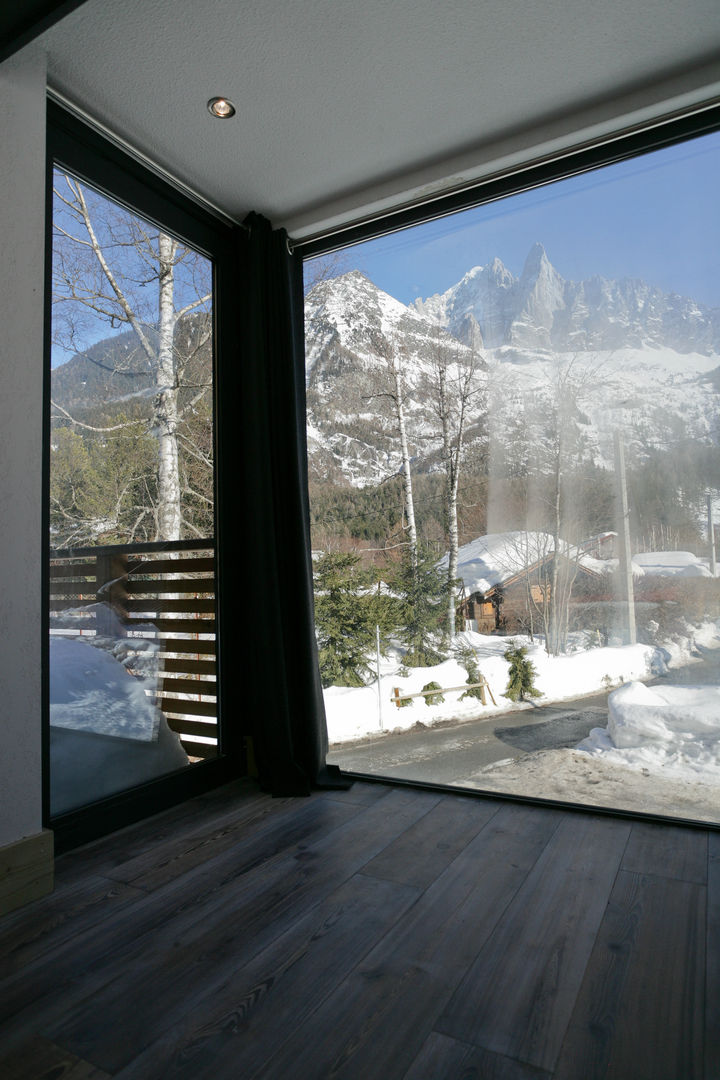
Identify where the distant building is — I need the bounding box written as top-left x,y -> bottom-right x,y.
440,532 -> 614,634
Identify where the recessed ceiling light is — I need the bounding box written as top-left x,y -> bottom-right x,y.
207,97 -> 236,119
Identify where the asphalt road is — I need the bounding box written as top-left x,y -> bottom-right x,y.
328,645 -> 720,785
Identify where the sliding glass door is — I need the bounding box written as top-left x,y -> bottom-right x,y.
47,105 -> 233,836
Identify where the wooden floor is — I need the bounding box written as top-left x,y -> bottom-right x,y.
0,778 -> 717,1079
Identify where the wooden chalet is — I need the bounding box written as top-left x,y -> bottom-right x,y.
453,532 -> 615,634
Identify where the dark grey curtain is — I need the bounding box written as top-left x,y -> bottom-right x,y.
233,213 -> 349,795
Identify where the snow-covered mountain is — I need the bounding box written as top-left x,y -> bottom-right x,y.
413,242 -> 720,354
305,270 -> 481,486
305,253 -> 720,487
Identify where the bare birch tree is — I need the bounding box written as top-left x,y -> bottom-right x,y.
51,171 -> 212,543
428,333 -> 485,637
368,333 -> 418,567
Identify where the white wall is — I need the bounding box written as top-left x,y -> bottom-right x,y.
0,47 -> 47,847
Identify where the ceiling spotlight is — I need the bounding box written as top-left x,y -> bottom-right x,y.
207,97 -> 236,119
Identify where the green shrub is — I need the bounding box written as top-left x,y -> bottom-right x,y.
456,645 -> 485,701
422,680 -> 445,706
503,641 -> 541,702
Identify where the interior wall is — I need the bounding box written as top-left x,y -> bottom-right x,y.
0,46 -> 47,848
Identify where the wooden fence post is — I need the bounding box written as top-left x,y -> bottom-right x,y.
94,551 -> 129,637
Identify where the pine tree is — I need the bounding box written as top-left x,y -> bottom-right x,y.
313,551 -> 394,688
391,544 -> 447,666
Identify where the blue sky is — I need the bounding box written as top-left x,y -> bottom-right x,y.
308,130 -> 720,309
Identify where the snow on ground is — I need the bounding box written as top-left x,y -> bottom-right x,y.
461,746 -> 720,823
465,675 -> 720,823
325,630 -> 664,745
579,681 -> 720,781
325,620 -> 720,824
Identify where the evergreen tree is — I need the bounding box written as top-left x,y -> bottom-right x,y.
50,417 -> 158,547
391,544 -> 447,666
313,551 -> 394,688
421,681 -> 445,705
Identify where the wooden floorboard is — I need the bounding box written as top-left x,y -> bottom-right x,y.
0,797 -> 364,1036
554,868 -> 706,1080
114,873 -> 423,1080
435,814 -> 631,1073
360,791 -> 499,889
619,819 -> 708,883
0,1035 -> 111,1079
706,831 -> 720,1080
402,1033 -> 552,1080
253,804 -> 561,1078
0,778 -> 714,1080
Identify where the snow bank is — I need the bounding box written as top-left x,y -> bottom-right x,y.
325,632 -> 660,744
578,681 -> 720,781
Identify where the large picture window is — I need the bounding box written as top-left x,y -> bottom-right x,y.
303,113 -> 720,824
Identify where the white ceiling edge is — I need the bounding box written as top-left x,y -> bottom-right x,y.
285,57 -> 720,245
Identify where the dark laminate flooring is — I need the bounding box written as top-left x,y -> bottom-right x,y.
0,778 -> 716,1079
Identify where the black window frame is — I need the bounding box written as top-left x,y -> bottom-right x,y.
44,101 -> 243,851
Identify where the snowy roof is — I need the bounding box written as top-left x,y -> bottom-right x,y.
631,551 -> 714,578
439,531 -> 611,596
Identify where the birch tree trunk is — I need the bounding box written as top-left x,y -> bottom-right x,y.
437,360 -> 458,636
432,338 -> 479,639
549,443 -> 562,655
389,345 -> 418,569
155,233 -> 181,541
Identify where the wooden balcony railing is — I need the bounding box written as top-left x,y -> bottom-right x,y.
50,538 -> 218,760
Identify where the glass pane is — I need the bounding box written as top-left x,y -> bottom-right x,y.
50,169 -> 217,815
305,130 -> 720,824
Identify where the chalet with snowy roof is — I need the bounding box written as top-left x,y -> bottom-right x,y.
443,531 -> 614,633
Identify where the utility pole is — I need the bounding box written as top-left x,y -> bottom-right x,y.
614,430 -> 636,645
708,494 -> 717,577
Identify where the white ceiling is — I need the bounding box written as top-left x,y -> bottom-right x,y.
37,0 -> 720,240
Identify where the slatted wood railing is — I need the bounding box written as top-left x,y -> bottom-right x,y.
50,539 -> 217,760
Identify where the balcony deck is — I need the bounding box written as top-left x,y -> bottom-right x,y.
0,779 -> 717,1079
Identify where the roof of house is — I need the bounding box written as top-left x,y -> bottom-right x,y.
631,551 -> 714,578
438,531 -> 611,597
